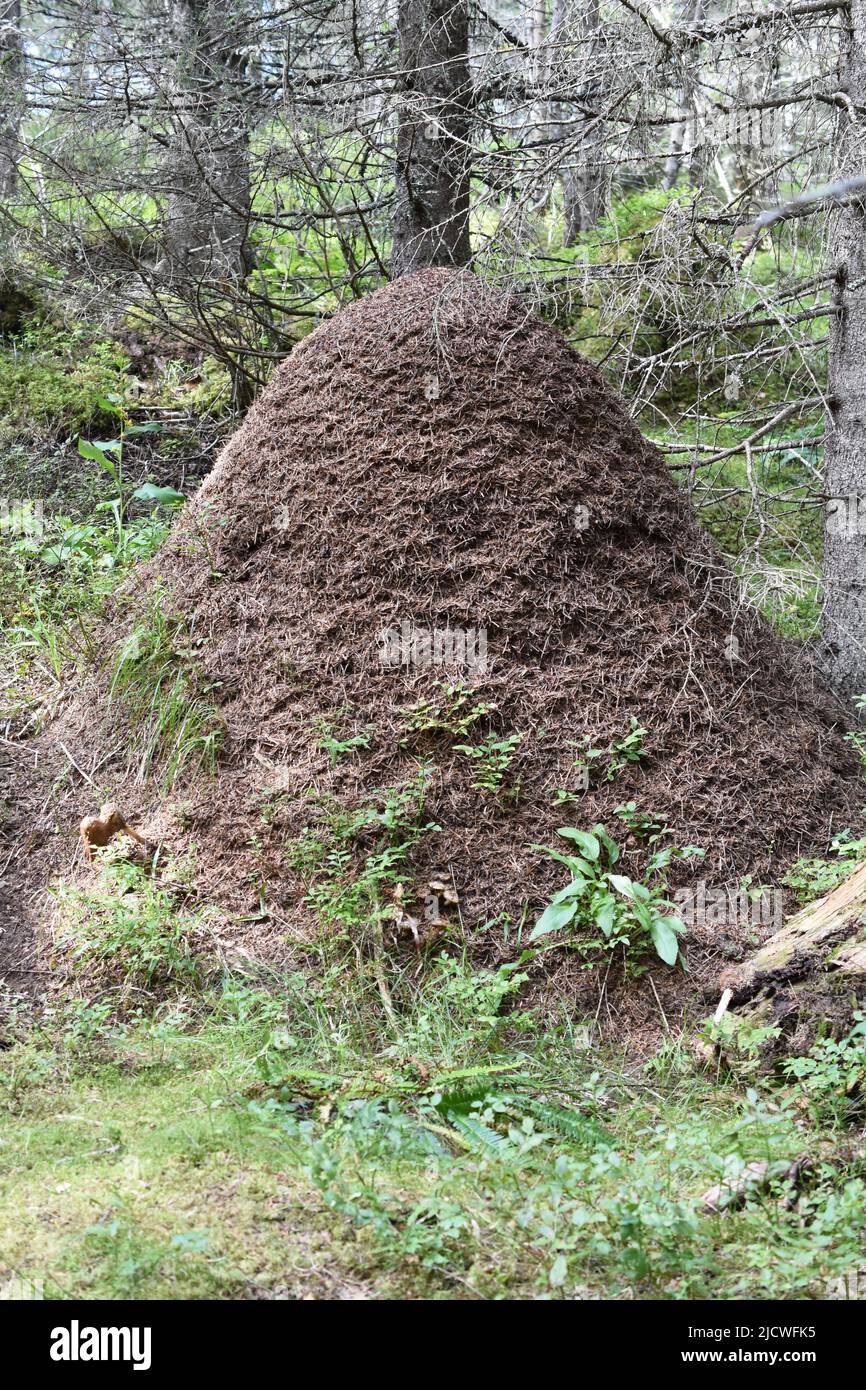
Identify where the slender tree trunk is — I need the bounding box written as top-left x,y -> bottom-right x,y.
0,0 -> 22,199
821,0 -> 866,698
662,0 -> 706,192
552,0 -> 604,244
162,0 -> 254,286
392,0 -> 472,276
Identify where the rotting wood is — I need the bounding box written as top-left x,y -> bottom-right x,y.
714,859 -> 866,1059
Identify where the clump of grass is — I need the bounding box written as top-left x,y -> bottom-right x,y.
108,590 -> 224,788
53,856 -> 214,992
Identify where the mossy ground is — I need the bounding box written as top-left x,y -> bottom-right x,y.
2,943 -> 865,1301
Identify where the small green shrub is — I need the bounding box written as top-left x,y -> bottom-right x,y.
400,683 -> 493,743
571,717 -> 648,786
783,1016 -> 866,1125
316,728 -> 371,766
780,830 -> 866,906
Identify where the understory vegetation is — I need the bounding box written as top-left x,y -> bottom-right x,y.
2,913 -> 866,1300
1,836 -> 865,1301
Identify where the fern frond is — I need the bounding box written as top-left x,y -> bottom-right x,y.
501,1093 -> 610,1146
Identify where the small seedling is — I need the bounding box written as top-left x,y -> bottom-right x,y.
454,732 -> 523,793
614,802 -> 669,843
570,718 -> 649,786
400,683 -> 493,743
318,731 -> 371,766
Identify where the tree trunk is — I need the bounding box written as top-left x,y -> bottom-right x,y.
560,0 -> 603,243
162,0 -> 254,286
662,0 -> 706,192
715,859 -> 866,1062
0,0 -> 21,199
820,0 -> 866,699
391,0 -> 472,277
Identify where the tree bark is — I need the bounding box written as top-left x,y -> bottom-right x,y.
391,0 -> 472,277
558,0 -> 603,243
820,0 -> 866,698
162,0 -> 254,287
0,0 -> 22,199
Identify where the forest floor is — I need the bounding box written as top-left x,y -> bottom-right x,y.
3,968 -> 866,1302
2,313 -> 866,1302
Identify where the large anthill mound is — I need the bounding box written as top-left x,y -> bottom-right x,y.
45,268 -> 864,972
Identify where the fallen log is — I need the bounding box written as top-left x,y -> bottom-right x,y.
714,859 -> 866,1061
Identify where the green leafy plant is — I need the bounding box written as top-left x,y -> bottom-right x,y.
552,787 -> 582,807
783,1015 -> 866,1125
614,802 -> 669,844
400,683 -> 493,743
55,858 -> 213,990
570,717 -> 648,785
79,392 -> 171,536
453,731 -> 523,792
299,775 -> 439,926
529,826 -> 703,969
780,830 -> 866,906
607,718 -> 648,780
317,730 -> 372,766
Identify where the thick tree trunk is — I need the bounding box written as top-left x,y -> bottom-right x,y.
715,859 -> 866,1062
820,0 -> 866,698
392,0 -> 472,277
0,0 -> 21,199
162,0 -> 254,287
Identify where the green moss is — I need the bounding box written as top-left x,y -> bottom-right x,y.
0,323 -> 129,435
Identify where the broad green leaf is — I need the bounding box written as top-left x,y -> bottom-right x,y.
529,899 -> 578,942
549,1255 -> 568,1287
650,917 -> 680,966
656,914 -> 685,937
596,899 -> 616,937
592,823 -> 620,863
557,828 -> 601,860
549,878 -> 587,906
78,437 -> 111,462
132,483 -> 185,505
608,874 -> 636,899
534,846 -> 593,875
